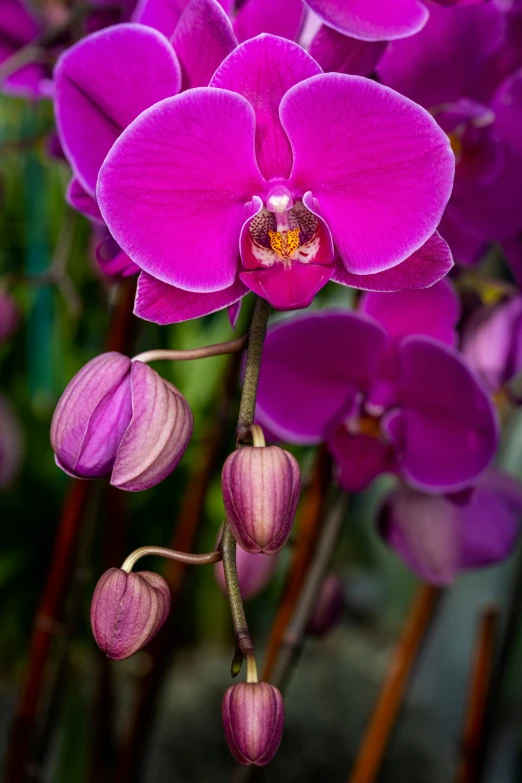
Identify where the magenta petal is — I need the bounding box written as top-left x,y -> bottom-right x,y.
211,35 -> 321,180
98,89 -> 264,292
359,278 -> 460,347
95,236 -> 140,279
304,0 -> 429,41
55,24 -> 182,196
172,0 -> 237,90
459,470 -> 522,568
309,25 -> 387,76
281,74 -> 454,274
328,430 -> 396,492
256,311 -> 387,444
461,297 -> 522,392
240,264 -> 334,311
380,488 -> 460,585
332,232 -> 454,292
134,272 -> 248,324
66,178 -> 103,223
234,0 -> 304,43
391,337 -> 499,492
457,470 -> 522,570
131,0 -> 188,37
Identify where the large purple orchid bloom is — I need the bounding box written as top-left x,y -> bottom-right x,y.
96,34 -> 454,322
302,0 -> 484,43
380,470 -> 522,585
378,3 -> 522,264
255,282 -> 499,493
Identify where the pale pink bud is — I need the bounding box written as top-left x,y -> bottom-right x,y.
90,567 -> 170,660
222,682 -> 284,766
51,352 -> 193,491
221,446 -> 300,554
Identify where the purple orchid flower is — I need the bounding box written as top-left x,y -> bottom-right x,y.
379,470 -> 522,585
378,3 -> 522,265
97,33 -> 454,322
255,282 -> 499,493
462,296 -> 522,394
302,0 -> 485,43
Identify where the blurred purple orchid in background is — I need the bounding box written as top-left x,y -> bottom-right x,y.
302,0 -> 484,43
379,470 -> 522,585
378,2 -> 522,266
462,295 -> 522,394
97,33 -> 454,321
0,0 -> 53,97
255,282 -> 499,493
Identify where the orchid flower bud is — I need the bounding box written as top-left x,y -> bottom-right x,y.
50,352 -> 193,491
221,440 -> 300,554
307,574 -> 345,638
90,567 -> 171,660
222,682 -> 284,766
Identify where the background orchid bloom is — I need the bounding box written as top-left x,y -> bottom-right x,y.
0,0 -> 52,97
379,470 -> 522,585
378,3 -> 522,265
303,0 -> 485,43
461,296 -> 522,394
97,33 -> 454,323
255,282 -> 498,493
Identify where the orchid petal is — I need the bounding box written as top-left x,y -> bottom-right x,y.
211,35 -> 321,180
134,272 -> 248,324
281,73 -> 454,274
256,310 -> 387,443
98,89 -> 265,292
55,24 -> 181,196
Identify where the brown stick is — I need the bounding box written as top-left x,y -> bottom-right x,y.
456,607 -> 499,783
261,446 -> 332,681
113,349 -> 242,783
347,584 -> 442,783
5,281 -> 137,783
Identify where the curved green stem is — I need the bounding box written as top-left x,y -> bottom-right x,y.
132,335 -> 248,365
121,546 -> 221,574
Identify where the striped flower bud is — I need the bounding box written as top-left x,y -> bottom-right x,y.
90,567 -> 170,660
222,682 -> 284,766
221,445 -> 300,554
51,352 -> 193,491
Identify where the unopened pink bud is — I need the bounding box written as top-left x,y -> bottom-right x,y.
221,446 -> 300,554
222,682 -> 284,766
90,567 -> 171,660
51,352 -> 193,491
